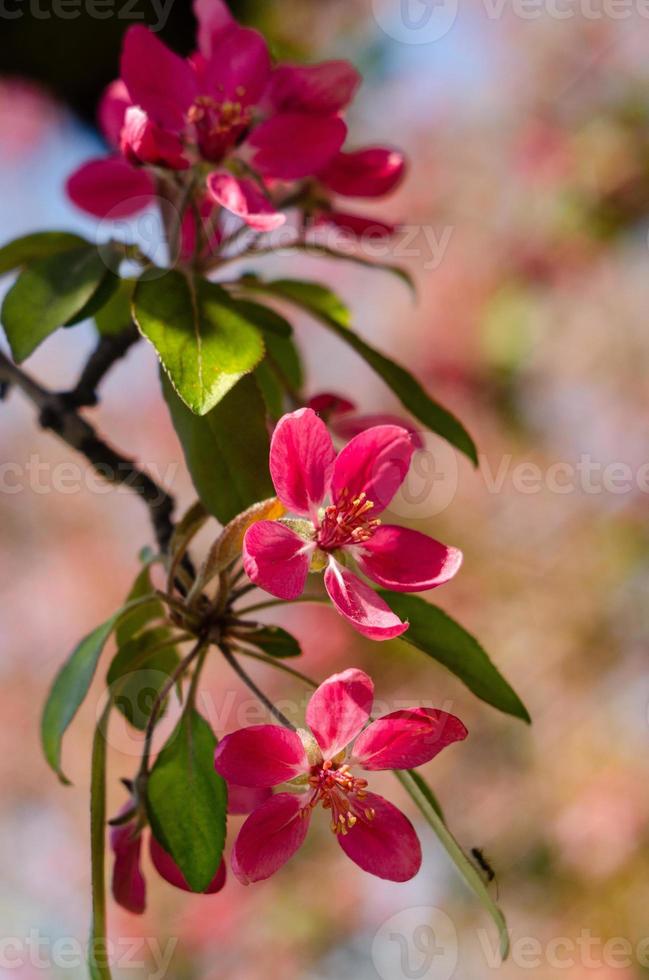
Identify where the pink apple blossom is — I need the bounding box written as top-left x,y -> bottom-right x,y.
312,146 -> 407,239
214,668 -> 467,883
242,408 -> 462,640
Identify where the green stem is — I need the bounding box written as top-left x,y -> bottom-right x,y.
220,644 -> 297,730
234,647 -> 318,688
88,701 -> 112,980
235,594 -> 326,616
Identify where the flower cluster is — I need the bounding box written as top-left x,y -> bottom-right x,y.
66,0 -> 405,253
243,408 -> 462,639
215,669 -> 467,883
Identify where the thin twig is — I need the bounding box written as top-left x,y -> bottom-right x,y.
63,324 -> 139,409
0,349 -> 177,553
220,643 -> 297,730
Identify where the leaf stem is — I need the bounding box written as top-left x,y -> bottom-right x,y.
234,647 -> 318,688
235,594 -> 326,615
220,644 -> 297,730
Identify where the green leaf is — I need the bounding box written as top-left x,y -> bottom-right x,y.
95,278 -> 136,336
245,277 -> 477,465
378,592 -> 530,723
254,358 -> 285,419
245,241 -> 415,293
116,563 -> 165,647
0,231 -> 87,276
146,708 -> 227,892
395,769 -> 509,961
41,596 -> 159,782
405,769 -> 445,822
230,298 -> 293,337
64,270 -> 119,327
239,625 -> 302,659
107,628 -> 180,731
88,702 -> 113,980
133,270 -> 265,415
264,331 -> 304,392
163,373 -> 274,524
2,245 -> 115,362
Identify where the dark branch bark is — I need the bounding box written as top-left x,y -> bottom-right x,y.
0,349 -> 176,553
62,324 -> 140,409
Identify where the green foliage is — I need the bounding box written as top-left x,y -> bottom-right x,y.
2,244 -> 120,362
239,625 -> 302,659
163,373 -> 274,524
134,271 -> 265,415
241,277 -> 478,464
0,231 -> 87,276
95,278 -> 136,336
107,628 -> 180,731
146,708 -> 228,892
379,591 -> 530,722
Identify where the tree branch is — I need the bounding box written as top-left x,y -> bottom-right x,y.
0,349 -> 177,552
62,324 -> 140,409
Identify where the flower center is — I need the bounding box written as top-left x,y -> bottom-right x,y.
316,491 -> 381,551
305,760 -> 375,835
187,95 -> 252,160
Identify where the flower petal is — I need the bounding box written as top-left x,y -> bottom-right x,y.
214,725 -> 308,788
120,25 -> 197,130
324,561 -> 408,641
268,61 -> 361,114
66,157 -> 155,219
305,668 -> 374,759
203,25 -> 270,105
98,79 -> 131,148
331,425 -> 415,515
307,392 -> 357,418
227,782 -> 272,815
232,793 -> 309,884
269,408 -> 336,517
110,817 -> 146,915
332,412 -> 424,450
149,836 -> 226,894
351,708 -> 468,771
243,520 -> 311,600
356,526 -> 463,593
206,172 -> 285,231
250,113 -> 347,180
338,792 -> 422,882
121,106 -> 189,170
194,0 -> 235,57
320,148 -> 406,198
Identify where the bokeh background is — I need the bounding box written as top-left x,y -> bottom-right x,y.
2,1 -> 649,978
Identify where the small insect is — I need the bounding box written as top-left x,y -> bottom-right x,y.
471,848 -> 496,883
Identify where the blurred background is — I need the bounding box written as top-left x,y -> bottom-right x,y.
2,1 -> 649,978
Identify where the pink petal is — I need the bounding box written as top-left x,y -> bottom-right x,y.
120,25 -> 197,130
98,79 -> 131,148
307,392 -> 356,417
214,725 -> 308,788
351,708 -> 468,771
324,561 -> 408,641
250,113 -> 347,180
110,816 -> 146,915
269,408 -> 336,517
331,425 -> 415,515
320,148 -> 406,198
120,106 -> 189,170
268,61 -> 361,114
227,782 -> 272,815
338,792 -> 422,882
194,0 -> 235,57
243,520 -> 311,600
332,412 -> 425,450
306,668 -> 374,759
316,210 -> 396,239
149,836 -> 226,894
232,793 -> 309,884
66,157 -> 155,219
206,172 -> 285,231
203,25 -> 270,105
357,526 -> 463,593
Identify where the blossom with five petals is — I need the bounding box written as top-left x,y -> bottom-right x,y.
214,668 -> 467,883
242,408 -> 462,640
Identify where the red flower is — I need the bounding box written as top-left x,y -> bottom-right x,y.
243,408 -> 462,640
214,668 -> 467,884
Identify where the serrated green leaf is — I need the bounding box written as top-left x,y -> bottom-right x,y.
379,591 -> 530,723
41,596 -> 159,783
0,231 -> 88,276
146,708 -> 227,892
244,277 -> 477,464
395,769 -> 509,960
2,246 -> 115,362
134,271 -> 265,415
163,373 -> 274,524
239,625 -> 302,659
107,627 -> 179,731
